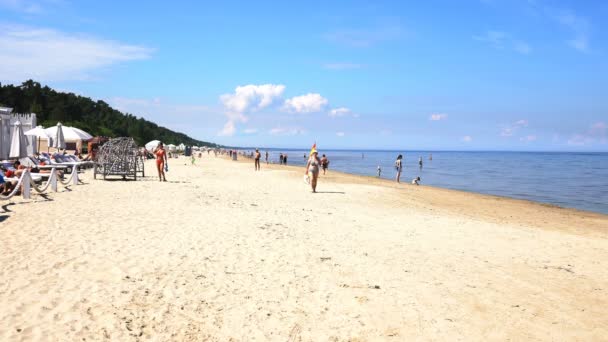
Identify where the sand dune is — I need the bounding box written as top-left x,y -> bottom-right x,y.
1,154 -> 607,341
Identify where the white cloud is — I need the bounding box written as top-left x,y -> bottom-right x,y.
269,127 -> 306,136
283,93 -> 328,113
218,121 -> 236,137
328,107 -> 351,118
568,122 -> 607,146
473,31 -> 531,54
462,135 -> 473,142
429,113 -> 448,121
220,84 -> 285,113
323,62 -> 363,70
500,119 -> 528,137
218,84 -> 285,136
336,132 -> 345,137
0,26 -> 153,82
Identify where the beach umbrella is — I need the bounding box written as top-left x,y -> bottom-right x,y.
9,121 -> 28,158
50,122 -> 66,151
166,144 -> 177,152
178,143 -> 186,151
45,123 -> 92,143
145,140 -> 161,152
24,125 -> 49,152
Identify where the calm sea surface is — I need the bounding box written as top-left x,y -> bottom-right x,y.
238,149 -> 608,215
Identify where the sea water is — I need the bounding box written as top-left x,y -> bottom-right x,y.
243,149 -> 608,215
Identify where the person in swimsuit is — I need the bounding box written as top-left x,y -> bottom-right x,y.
395,154 -> 403,183
154,142 -> 168,182
305,150 -> 321,192
254,149 -> 261,171
320,154 -> 329,175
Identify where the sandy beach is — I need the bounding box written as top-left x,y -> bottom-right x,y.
1,154 -> 607,341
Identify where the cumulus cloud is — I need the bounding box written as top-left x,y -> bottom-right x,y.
462,135 -> 473,142
429,113 -> 448,121
283,93 -> 328,113
218,84 -> 285,136
336,132 -> 345,137
0,26 -> 153,82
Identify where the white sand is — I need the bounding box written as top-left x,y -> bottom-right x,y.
1,154 -> 607,341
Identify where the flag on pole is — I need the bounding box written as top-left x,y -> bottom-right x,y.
309,142 -> 317,155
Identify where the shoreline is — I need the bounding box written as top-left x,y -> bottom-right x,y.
222,153 -> 608,235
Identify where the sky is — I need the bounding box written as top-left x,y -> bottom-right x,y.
0,0 -> 607,151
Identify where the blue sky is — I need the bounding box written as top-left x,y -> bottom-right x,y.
0,0 -> 606,151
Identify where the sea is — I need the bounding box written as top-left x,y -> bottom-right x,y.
238,149 -> 608,215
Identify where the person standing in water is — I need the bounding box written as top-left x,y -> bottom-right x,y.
377,165 -> 382,177
154,142 -> 168,182
265,151 -> 269,164
305,149 -> 321,192
254,149 -> 261,171
395,154 -> 403,183
418,156 -> 423,168
429,153 -> 433,161
283,154 -> 288,165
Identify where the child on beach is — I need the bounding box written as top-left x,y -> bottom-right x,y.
412,176 -> 421,185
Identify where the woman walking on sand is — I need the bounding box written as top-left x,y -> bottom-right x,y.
305,149 -> 321,192
154,142 -> 168,182
254,149 -> 261,171
395,154 -> 403,183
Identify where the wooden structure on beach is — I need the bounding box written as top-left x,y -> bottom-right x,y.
93,137 -> 144,180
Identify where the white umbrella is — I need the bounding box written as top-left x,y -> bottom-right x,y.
166,144 -> 177,152
45,123 -> 92,143
9,121 -> 28,158
178,143 -> 186,151
145,140 -> 161,152
24,125 -> 49,152
51,122 -> 66,150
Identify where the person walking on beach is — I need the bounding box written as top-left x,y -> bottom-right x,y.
321,154 -> 329,175
265,151 -> 269,164
279,153 -> 284,165
283,154 -> 288,165
305,149 -> 321,192
395,154 -> 403,183
154,142 -> 168,182
254,149 -> 261,171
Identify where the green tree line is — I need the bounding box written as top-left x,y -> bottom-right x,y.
0,80 -> 220,147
